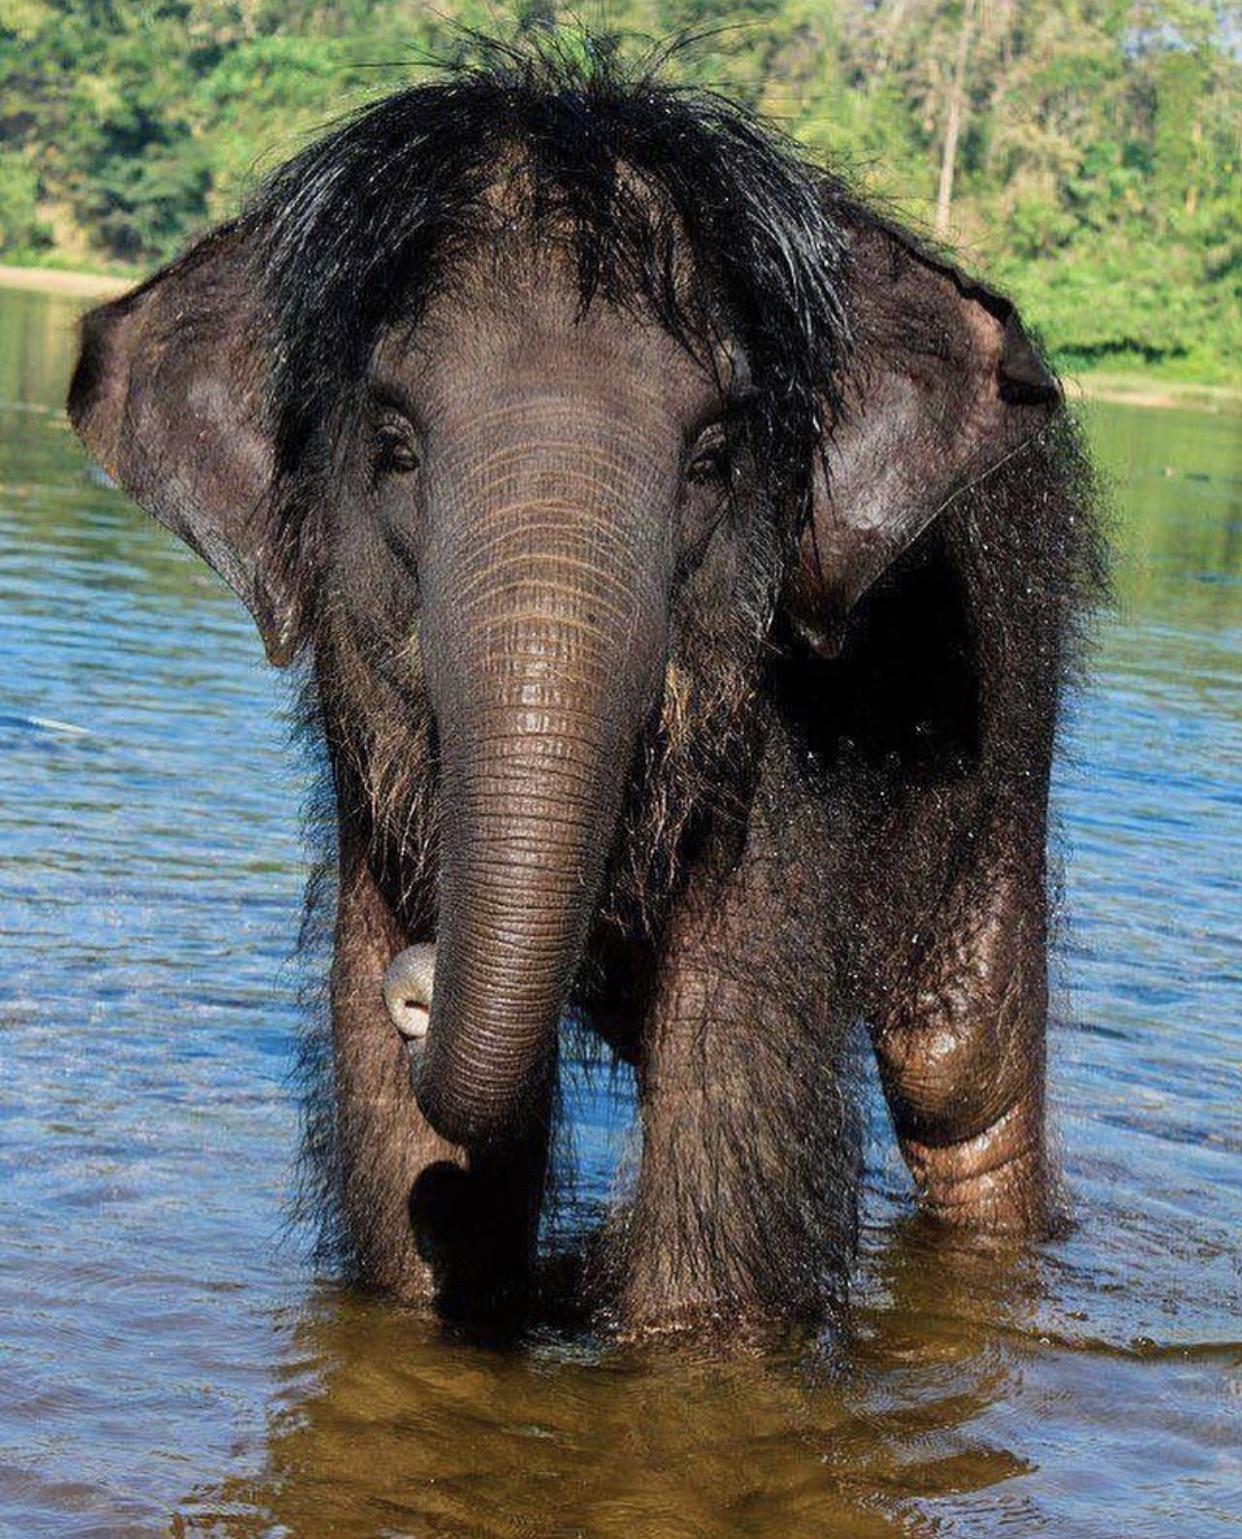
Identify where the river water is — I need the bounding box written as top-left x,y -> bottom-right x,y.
0,286 -> 1237,1538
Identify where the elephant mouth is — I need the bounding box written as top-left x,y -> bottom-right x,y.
382,943 -> 437,1044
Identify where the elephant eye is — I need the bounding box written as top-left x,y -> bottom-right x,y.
685,422 -> 734,488
373,417 -> 420,477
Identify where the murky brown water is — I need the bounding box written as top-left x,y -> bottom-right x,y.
1,286 -> 1238,1537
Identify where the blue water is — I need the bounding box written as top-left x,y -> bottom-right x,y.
0,285 -> 1238,1538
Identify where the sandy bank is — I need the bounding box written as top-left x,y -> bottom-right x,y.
1065,376 -> 1242,414
0,264 -> 132,298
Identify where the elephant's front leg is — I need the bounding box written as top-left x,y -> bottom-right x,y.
328,848 -> 551,1312
871,838 -> 1054,1237
614,804 -> 859,1335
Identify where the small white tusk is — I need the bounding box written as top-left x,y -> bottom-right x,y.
382,944 -> 436,1042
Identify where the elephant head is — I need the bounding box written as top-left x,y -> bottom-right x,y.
68,63 -> 1060,1152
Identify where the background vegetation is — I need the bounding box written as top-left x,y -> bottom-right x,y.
1,0 -> 1238,382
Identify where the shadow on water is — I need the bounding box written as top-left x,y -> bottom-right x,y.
174,1223 -> 1046,1539
1,287 -> 1239,1538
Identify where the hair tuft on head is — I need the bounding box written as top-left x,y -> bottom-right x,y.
245,27 -> 858,511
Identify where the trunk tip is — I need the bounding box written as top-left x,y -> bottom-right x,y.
415,1046 -> 552,1150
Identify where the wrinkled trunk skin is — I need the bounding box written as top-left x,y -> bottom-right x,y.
416,408 -> 672,1146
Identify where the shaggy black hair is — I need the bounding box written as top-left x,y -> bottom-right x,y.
247,36 -> 855,516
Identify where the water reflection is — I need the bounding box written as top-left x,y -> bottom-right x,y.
177,1224 -> 1047,1539
1,286 -> 1239,1538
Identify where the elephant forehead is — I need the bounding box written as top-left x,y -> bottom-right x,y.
374,268 -> 729,433
427,401 -> 677,500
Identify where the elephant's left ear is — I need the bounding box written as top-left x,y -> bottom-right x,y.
786,217 -> 1062,658
68,224 -> 299,666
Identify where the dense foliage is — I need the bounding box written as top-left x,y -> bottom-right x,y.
1,1 -> 1238,380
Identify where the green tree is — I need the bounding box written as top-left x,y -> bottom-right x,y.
0,0 -> 1236,380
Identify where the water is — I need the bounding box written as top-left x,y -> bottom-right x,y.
0,284 -> 1237,1538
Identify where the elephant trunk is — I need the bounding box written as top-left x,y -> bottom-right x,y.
416,465 -> 670,1147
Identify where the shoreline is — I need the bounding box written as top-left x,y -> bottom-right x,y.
0,263 -> 132,298
1063,373 -> 1242,414
2,263 -> 1238,412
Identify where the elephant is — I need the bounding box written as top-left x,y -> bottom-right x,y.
67,44 -> 1103,1337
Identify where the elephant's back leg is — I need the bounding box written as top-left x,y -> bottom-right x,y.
864,783 -> 1056,1237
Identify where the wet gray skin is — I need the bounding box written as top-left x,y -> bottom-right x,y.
382,944 -> 436,1044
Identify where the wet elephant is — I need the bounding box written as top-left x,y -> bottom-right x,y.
68,46 -> 1102,1335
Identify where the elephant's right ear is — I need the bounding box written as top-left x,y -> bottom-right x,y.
68,225 -> 299,666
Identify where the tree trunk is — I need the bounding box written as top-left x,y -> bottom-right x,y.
936,0 -> 978,238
